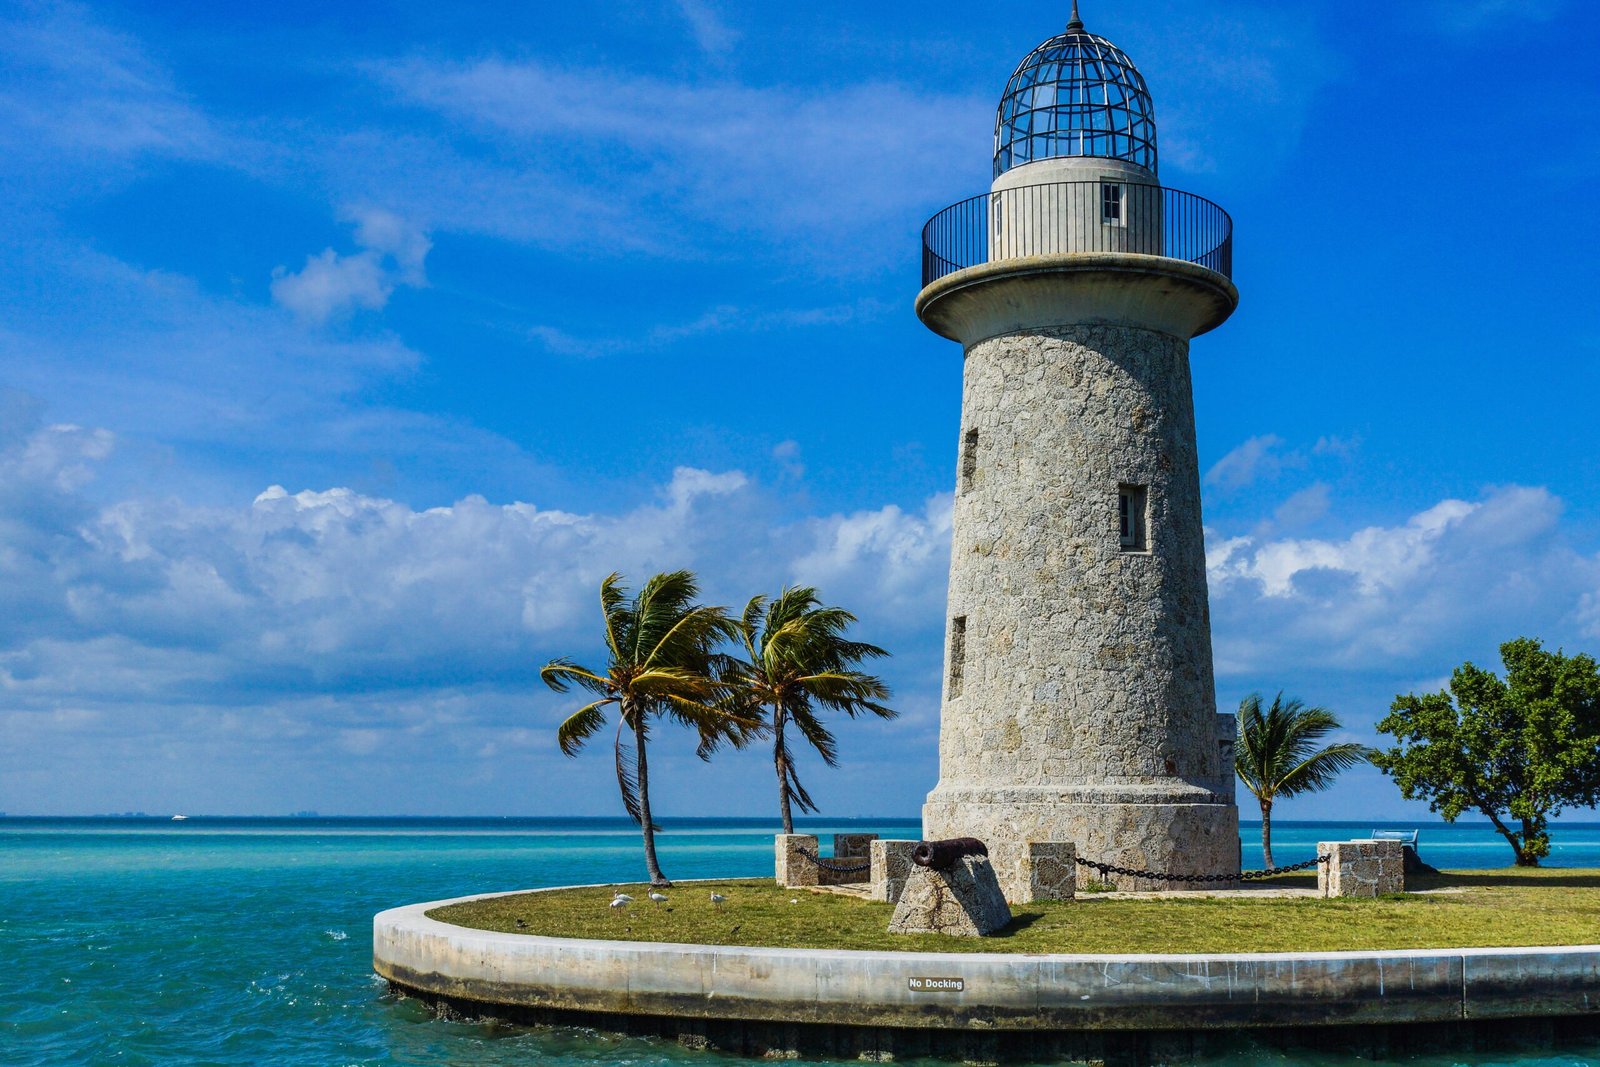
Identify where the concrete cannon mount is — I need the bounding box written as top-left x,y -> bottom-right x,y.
375,887 -> 1600,1062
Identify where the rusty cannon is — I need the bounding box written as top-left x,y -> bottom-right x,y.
911,837 -> 989,871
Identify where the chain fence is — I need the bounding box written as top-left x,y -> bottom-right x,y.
796,845 -> 1328,883
795,848 -> 871,875
1075,854 -> 1328,885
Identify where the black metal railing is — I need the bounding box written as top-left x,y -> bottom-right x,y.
920,182 -> 1232,287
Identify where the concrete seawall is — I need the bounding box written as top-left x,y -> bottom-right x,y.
374,889 -> 1600,1045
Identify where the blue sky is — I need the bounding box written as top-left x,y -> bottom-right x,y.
2,0 -> 1598,822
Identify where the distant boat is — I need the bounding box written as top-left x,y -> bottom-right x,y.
171,815 -> 188,821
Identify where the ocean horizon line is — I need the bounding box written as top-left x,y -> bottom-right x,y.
6,813 -> 1599,827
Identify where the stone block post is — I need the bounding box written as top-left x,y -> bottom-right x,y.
775,834 -> 820,888
1016,842 -> 1077,902
869,840 -> 920,903
1318,840 -> 1405,898
888,855 -> 1013,937
833,833 -> 878,862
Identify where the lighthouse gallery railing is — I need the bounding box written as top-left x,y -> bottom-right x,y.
920,181 -> 1233,287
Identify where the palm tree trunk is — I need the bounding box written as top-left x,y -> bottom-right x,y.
634,711 -> 671,888
1259,797 -> 1274,871
774,707 -> 794,836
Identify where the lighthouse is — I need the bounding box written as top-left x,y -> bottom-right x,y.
917,4 -> 1240,895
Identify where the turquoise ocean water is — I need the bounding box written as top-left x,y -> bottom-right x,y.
6,816 -> 1600,1066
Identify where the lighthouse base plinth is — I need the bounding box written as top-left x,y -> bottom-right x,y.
924,788 -> 1240,897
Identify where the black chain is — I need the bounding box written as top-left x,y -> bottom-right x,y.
796,848 -> 871,874
1074,854 -> 1328,885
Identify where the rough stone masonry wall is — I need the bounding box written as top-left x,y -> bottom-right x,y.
923,323 -> 1237,894
1319,840 -> 1405,898
775,834 -> 875,888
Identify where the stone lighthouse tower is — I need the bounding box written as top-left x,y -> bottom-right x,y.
918,4 -> 1240,894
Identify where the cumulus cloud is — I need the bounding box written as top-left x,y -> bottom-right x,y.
9,415 -> 1600,817
271,209 -> 431,324
1208,485 -> 1599,674
0,419 -> 953,812
0,422 -> 948,708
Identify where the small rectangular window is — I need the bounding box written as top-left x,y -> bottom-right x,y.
960,428 -> 978,490
1101,182 -> 1123,224
1118,484 -> 1148,551
948,616 -> 967,698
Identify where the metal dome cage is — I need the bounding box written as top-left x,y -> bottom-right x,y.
994,7 -> 1158,177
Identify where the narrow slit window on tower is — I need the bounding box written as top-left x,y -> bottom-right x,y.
1101,181 -> 1123,225
1118,484 -> 1148,552
960,428 -> 979,489
948,616 -> 968,697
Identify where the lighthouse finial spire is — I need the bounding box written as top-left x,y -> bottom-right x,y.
1067,0 -> 1083,31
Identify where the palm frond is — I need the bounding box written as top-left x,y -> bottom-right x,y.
556,698 -> 614,756
612,719 -> 655,828
1277,743 -> 1376,797
540,659 -> 611,696
599,572 -> 627,660
1235,691 -> 1369,802
789,702 -> 840,766
784,757 -> 820,815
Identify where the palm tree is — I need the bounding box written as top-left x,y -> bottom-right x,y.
541,570 -> 748,887
722,587 -> 896,834
1235,692 -> 1374,869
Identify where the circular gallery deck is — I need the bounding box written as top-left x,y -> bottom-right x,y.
375,887 -> 1600,1058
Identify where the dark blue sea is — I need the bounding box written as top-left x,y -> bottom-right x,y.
5,816 -> 1600,1065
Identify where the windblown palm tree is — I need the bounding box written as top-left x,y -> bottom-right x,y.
722,587 -> 896,834
542,571 -> 748,887
1235,692 -> 1374,869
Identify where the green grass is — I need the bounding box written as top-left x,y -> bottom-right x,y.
426,869 -> 1600,954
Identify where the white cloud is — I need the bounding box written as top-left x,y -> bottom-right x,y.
0,421 -> 953,812
1272,482 -> 1331,529
1208,485 -> 1597,674
0,3 -> 225,163
1205,434 -> 1301,491
527,299 -> 885,358
368,56 -> 984,262
0,424 -> 947,710
674,0 -> 739,54
772,439 -> 804,479
271,209 -> 431,324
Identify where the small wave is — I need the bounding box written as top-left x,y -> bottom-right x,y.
323,929 -> 348,941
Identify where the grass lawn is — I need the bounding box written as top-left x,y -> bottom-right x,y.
426,869 -> 1600,954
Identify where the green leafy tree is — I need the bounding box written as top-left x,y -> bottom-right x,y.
1374,638 -> 1600,866
541,571 -> 748,887
1235,692 -> 1373,869
722,587 -> 896,834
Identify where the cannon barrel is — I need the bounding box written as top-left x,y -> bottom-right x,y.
911,837 -> 988,870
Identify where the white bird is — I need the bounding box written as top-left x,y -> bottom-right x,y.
609,897 -> 628,909
612,892 -> 633,903
789,898 -> 799,905
649,891 -> 669,905
710,892 -> 727,907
